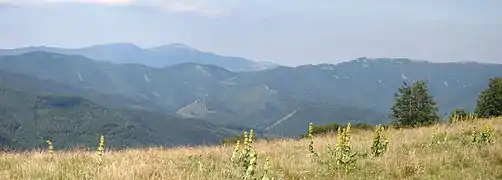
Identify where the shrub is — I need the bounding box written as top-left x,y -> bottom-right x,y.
472,124 -> 495,146
300,122 -> 374,138
448,108 -> 476,123
302,122 -> 341,138
222,134 -> 245,145
460,124 -> 495,146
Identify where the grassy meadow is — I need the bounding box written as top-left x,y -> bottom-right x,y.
1,118 -> 501,180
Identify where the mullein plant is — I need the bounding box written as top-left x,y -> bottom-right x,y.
46,139 -> 53,154
307,122 -> 319,158
245,150 -> 258,180
327,123 -> 358,173
97,135 -> 105,162
260,157 -> 274,180
371,124 -> 389,157
472,123 -> 495,146
231,129 -> 260,179
428,124 -> 448,148
231,139 -> 241,163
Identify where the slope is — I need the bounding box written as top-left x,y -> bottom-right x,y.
1,118 -> 501,179
0,70 -> 164,111
0,88 -> 240,150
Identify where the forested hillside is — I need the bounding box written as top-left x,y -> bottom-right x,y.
0,51 -> 501,149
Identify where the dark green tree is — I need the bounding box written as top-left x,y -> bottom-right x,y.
390,80 -> 439,128
475,77 -> 502,118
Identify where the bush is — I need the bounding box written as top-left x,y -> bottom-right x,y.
300,122 -> 374,138
222,134 -> 245,145
448,108 -> 476,123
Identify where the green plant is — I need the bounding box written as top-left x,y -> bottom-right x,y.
46,139 -> 53,154
299,122 -> 341,138
327,123 -> 358,173
261,157 -> 274,180
300,122 -> 374,138
371,124 -> 389,157
460,123 -> 495,146
307,122 -> 319,158
425,124 -> 449,148
472,124 -> 495,146
230,129 -> 261,179
231,139 -> 241,164
97,134 -> 105,162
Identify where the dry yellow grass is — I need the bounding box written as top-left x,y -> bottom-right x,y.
1,118 -> 502,180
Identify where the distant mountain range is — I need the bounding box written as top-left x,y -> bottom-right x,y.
0,43 -> 278,72
0,45 -> 501,149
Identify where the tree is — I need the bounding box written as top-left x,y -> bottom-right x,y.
390,80 -> 439,128
475,77 -> 502,118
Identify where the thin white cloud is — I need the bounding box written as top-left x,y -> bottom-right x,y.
150,0 -> 226,17
46,0 -> 134,5
0,0 -> 226,17
0,0 -> 132,5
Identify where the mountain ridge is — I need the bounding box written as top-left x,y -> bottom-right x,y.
0,51 -> 501,139
0,43 -> 279,71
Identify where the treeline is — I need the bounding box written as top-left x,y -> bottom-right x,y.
309,77 -> 502,133
390,77 -> 502,128
222,77 -> 502,143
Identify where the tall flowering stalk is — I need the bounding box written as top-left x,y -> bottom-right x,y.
46,139 -> 53,154
328,123 -> 357,172
371,124 -> 389,157
231,140 -> 241,164
98,135 -> 105,157
307,122 -> 318,157
230,129 -> 259,179
261,157 -> 272,180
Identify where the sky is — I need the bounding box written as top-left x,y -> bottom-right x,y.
0,0 -> 501,66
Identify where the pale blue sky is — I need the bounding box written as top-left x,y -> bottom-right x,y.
1,0 -> 501,65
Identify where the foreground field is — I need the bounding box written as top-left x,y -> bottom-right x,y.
1,118 -> 501,180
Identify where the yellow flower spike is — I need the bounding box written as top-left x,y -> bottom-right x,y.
336,126 -> 343,149
307,122 -> 318,157
249,129 -> 255,144
98,134 -> 105,157
345,123 -> 352,147
308,122 -> 314,138
231,140 -> 241,163
46,139 -> 53,154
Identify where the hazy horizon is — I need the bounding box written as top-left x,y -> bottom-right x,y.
1,0 -> 501,66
